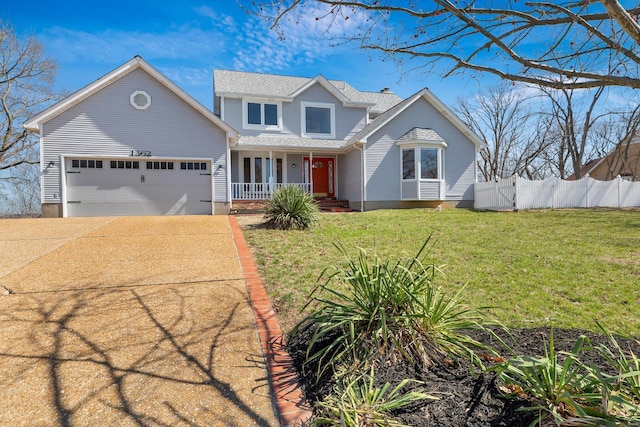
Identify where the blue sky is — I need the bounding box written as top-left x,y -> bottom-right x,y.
0,0 -> 485,111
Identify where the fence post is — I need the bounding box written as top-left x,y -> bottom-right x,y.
513,174 -> 519,209
617,175 -> 621,208
585,174 -> 590,208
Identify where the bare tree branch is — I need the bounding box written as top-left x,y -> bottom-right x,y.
241,0 -> 640,90
0,20 -> 58,175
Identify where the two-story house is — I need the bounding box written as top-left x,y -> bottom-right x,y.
24,56 -> 482,217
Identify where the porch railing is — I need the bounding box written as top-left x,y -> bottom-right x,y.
232,182 -> 311,200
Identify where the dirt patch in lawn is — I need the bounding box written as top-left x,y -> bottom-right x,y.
287,326 -> 640,427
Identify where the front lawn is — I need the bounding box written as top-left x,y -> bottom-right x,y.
239,209 -> 640,336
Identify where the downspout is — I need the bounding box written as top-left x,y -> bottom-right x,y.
354,142 -> 366,212
227,136 -> 232,211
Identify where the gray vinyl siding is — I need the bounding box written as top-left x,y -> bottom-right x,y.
337,150 -> 362,202
402,181 -> 418,199
222,83 -> 368,140
41,68 -> 229,203
365,97 -> 476,202
419,182 -> 440,200
286,154 -> 305,183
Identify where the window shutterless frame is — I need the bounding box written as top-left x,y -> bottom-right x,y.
301,101 -> 336,138
242,98 -> 282,130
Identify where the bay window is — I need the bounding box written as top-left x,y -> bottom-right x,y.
400,144 -> 446,201
402,147 -> 443,181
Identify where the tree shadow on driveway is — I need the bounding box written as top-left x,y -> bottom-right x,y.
0,281 -> 277,426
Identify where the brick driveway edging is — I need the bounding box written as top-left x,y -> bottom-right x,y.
229,217 -> 312,427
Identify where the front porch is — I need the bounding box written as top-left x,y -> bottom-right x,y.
231,182 -> 311,200
230,183 -> 352,213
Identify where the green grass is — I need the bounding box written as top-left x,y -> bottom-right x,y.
240,209 -> 640,336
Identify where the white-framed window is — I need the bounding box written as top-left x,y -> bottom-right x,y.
402,149 -> 416,180
301,101 -> 335,138
242,99 -> 282,130
401,147 -> 443,181
241,156 -> 284,184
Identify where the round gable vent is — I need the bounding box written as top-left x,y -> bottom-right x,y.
130,90 -> 151,110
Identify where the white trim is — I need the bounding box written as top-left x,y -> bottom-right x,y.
60,154 -> 67,217
24,56 -> 239,139
130,90 -> 151,110
301,101 -> 336,139
242,98 -> 283,131
349,88 -> 483,149
400,146 -> 446,201
396,140 -> 448,149
290,75 -> 374,108
60,154 -> 214,217
39,134 -> 45,204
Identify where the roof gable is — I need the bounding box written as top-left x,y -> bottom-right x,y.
214,69 -> 400,112
25,56 -> 238,139
585,140 -> 640,177
348,88 -> 483,148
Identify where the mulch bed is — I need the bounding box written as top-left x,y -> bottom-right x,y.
287,325 -> 640,426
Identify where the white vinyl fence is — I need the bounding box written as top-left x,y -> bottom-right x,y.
474,175 -> 640,210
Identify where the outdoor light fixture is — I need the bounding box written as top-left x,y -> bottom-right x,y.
47,161 -> 55,167
216,164 -> 223,171
291,163 -> 296,168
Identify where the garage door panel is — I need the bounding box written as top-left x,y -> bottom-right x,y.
65,159 -> 212,217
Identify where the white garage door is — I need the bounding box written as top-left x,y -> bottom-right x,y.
64,158 -> 213,217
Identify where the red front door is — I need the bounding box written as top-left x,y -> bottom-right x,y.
304,157 -> 334,197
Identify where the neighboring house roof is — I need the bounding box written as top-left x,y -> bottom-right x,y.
213,69 -> 402,114
24,56 -> 239,139
582,141 -> 640,180
567,158 -> 601,180
348,88 -> 484,148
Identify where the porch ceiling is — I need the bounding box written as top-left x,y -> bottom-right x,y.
233,136 -> 347,152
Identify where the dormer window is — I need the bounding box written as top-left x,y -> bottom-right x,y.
301,101 -> 335,138
243,99 -> 281,130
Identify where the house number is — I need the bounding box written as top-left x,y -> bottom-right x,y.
130,150 -> 152,157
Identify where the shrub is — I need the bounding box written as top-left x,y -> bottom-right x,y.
315,366 -> 436,426
292,238 -> 500,374
493,326 -> 640,426
263,185 -> 320,230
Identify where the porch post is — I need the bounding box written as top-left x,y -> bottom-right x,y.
269,150 -> 273,197
309,151 -> 313,196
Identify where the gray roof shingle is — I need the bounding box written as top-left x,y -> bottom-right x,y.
397,128 -> 446,144
214,69 -> 402,114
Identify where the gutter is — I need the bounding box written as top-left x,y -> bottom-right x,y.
354,141 -> 366,212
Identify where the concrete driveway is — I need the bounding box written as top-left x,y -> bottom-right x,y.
0,216 -> 278,426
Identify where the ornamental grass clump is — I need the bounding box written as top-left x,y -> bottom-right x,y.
493,325 -> 640,426
315,366 -> 437,427
292,237 -> 500,375
263,184 -> 320,230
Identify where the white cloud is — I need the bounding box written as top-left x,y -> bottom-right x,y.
41,26 -> 226,64
158,66 -> 212,88
228,3 -> 371,73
